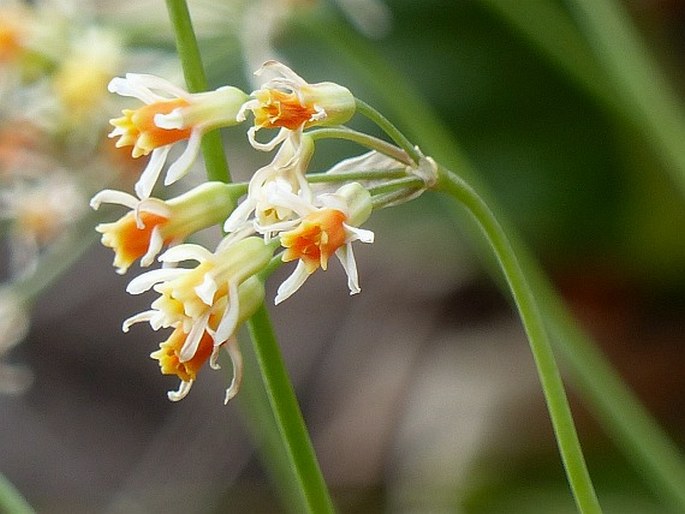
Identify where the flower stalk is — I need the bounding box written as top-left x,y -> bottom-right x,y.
0,473 -> 34,514
165,2 -> 335,512
435,166 -> 602,513
164,0 -> 230,183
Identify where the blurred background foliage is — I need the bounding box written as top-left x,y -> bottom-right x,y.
2,0 -> 685,513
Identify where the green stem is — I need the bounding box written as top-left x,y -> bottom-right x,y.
0,474 -> 34,514
354,99 -> 422,163
247,306 -> 335,514
296,13 -> 685,510
307,168 -> 408,183
367,176 -> 424,196
165,0 -> 231,182
166,3 -> 333,512
308,127 -> 411,164
436,166 -> 602,514
526,251 -> 685,510
236,335 -> 308,514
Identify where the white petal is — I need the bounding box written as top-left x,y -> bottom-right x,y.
167,380 -> 193,401
135,146 -> 171,199
164,130 -> 202,185
195,273 -> 218,306
236,99 -> 258,122
223,337 -> 243,404
122,310 -> 156,332
126,268 -> 187,294
159,243 -> 213,264
223,197 -> 255,232
345,224 -> 375,244
140,225 -> 165,267
126,73 -> 189,100
179,313 -> 209,362
335,244 -> 360,294
135,198 -> 171,228
209,345 -> 222,370
274,261 -> 311,305
256,60 -> 307,85
90,189 -> 138,210
108,76 -> 159,104
154,108 -> 184,130
262,180 -> 313,217
212,281 -> 240,344
247,126 -> 289,152
254,218 -> 299,236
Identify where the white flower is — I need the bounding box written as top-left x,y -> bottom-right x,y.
122,236 -> 272,403
273,182 -> 375,304
238,60 -> 355,152
108,73 -> 247,197
91,182 -> 242,274
224,134 -> 314,239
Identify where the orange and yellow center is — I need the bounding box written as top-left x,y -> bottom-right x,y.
280,209 -> 347,273
253,89 -> 317,131
0,21 -> 22,63
110,98 -> 191,158
98,211 -> 169,271
151,326 -> 214,382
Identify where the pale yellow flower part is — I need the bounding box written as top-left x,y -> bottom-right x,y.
108,73 -> 247,198
272,182 -> 375,304
238,60 -> 355,152
122,237 -> 271,402
91,182 -> 241,274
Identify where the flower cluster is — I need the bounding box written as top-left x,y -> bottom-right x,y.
94,60 -> 434,403
0,2 -> 184,393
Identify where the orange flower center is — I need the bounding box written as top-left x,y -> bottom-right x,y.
151,326 -> 214,382
253,89 -> 318,130
280,209 -> 347,273
97,211 -> 170,273
0,22 -> 22,63
110,98 -> 192,158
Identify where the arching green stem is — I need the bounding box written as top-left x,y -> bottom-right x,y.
436,166 -> 602,514
354,99 -> 422,163
308,126 -> 411,164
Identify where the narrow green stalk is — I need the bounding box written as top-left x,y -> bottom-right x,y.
236,336 -> 308,513
0,474 -> 34,514
354,99 -> 422,164
367,176 -> 424,196
308,127 -> 411,164
436,167 -> 602,514
247,306 -> 336,514
525,252 -> 685,510
166,4 -> 334,512
306,168 -> 408,184
296,13 -> 685,510
165,0 -> 231,182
